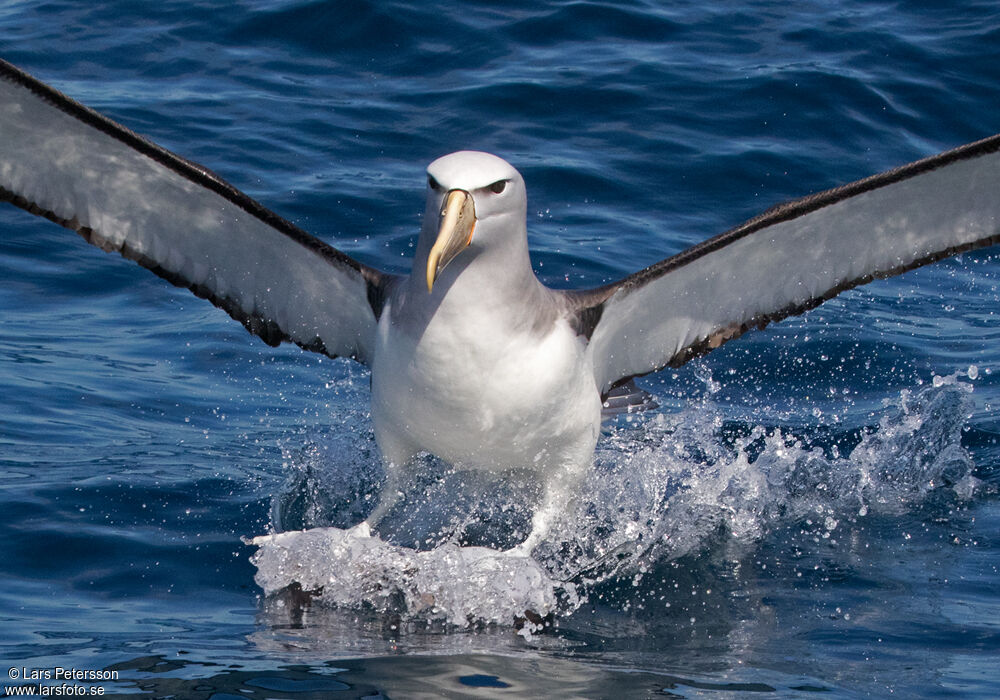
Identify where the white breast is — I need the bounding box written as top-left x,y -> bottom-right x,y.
370,290 -> 602,474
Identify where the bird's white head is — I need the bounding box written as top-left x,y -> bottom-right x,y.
422,151 -> 526,292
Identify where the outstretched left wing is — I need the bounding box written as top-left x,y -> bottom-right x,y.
574,133 -> 1000,394
0,59 -> 394,364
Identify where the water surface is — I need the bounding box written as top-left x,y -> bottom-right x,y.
2,1 -> 999,697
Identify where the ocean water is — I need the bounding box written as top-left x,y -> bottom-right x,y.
2,0 -> 1000,697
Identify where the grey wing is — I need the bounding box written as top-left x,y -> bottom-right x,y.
0,59 -> 395,364
575,132 -> 1000,394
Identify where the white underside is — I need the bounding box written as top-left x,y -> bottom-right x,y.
371,292 -> 602,479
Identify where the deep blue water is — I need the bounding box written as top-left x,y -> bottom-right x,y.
2,1 -> 1000,697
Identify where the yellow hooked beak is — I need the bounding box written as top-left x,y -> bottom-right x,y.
426,189 -> 476,292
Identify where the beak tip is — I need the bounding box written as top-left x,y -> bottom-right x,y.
426,254 -> 438,292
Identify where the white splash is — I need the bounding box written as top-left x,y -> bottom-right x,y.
250,524 -> 576,632
249,373 -> 979,628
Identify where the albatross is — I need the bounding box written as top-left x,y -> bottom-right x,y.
2,58 -> 999,550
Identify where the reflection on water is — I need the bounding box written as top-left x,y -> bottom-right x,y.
91,650 -> 839,698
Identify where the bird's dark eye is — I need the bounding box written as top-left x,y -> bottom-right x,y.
428,175 -> 442,191
488,180 -> 507,194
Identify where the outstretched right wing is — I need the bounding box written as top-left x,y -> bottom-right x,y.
0,59 -> 394,364
574,132 -> 1000,394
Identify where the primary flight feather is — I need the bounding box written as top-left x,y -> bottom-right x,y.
2,58 -> 998,549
